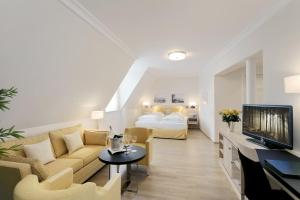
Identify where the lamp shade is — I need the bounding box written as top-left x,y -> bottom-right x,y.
91,110 -> 104,119
284,75 -> 300,93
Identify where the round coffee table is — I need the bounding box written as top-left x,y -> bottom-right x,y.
99,145 -> 146,192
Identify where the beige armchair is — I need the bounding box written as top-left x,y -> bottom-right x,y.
124,127 -> 153,166
14,168 -> 121,200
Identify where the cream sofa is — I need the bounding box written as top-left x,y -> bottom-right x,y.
0,124 -> 107,183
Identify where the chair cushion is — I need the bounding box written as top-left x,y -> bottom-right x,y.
49,124 -> 84,157
60,145 -> 105,166
45,158 -> 83,176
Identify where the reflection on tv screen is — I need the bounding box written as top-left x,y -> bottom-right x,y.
243,106 -> 290,144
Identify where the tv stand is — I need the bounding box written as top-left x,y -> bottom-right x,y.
246,138 -> 284,150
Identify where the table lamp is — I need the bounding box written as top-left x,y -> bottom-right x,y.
284,75 -> 300,93
91,110 -> 104,129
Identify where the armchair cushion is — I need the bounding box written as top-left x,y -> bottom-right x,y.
84,130 -> 108,146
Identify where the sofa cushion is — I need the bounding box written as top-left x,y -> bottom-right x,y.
63,131 -> 84,154
1,155 -> 49,181
45,158 -> 83,176
23,139 -> 55,164
49,124 -> 84,158
84,130 -> 108,146
60,145 -> 105,166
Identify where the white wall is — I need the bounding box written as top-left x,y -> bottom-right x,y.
151,76 -> 200,106
0,1 -> 133,133
215,68 -> 245,138
198,0 -> 300,155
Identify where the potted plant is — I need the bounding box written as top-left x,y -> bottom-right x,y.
0,87 -> 23,158
219,109 -> 241,132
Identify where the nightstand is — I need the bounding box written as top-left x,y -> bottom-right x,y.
187,114 -> 199,129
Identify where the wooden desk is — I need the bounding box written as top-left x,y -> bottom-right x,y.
219,131 -> 300,200
257,149 -> 300,200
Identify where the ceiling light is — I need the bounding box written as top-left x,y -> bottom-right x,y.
168,51 -> 187,61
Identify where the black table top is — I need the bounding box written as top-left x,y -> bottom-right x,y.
99,145 -> 146,165
256,149 -> 300,198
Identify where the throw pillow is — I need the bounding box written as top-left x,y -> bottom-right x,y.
24,139 -> 55,165
63,131 -> 84,154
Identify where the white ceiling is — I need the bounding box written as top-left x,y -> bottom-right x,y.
79,0 -> 283,76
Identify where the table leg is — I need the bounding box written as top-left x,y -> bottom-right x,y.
108,164 -> 111,180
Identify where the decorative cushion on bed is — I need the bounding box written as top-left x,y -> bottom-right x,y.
23,139 -> 55,165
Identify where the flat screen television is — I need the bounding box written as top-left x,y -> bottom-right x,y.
242,104 -> 293,149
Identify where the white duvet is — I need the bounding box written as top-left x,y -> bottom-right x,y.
135,112 -> 187,130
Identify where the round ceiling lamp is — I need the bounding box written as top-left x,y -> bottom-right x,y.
168,50 -> 187,61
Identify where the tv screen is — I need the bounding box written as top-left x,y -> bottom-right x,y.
242,104 -> 293,149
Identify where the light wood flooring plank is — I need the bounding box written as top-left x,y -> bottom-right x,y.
89,130 -> 238,200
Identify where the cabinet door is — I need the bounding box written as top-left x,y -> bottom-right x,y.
223,137 -> 233,176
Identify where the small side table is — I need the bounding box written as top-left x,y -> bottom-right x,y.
98,146 -> 146,192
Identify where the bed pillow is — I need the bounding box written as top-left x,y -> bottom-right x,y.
151,112 -> 164,117
138,114 -> 162,121
163,114 -> 184,121
63,131 -> 84,154
169,112 -> 184,117
24,139 -> 55,165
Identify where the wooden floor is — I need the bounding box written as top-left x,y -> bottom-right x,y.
89,130 -> 238,200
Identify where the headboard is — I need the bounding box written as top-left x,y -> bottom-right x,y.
151,105 -> 188,115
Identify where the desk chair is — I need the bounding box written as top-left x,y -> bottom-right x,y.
238,150 -> 293,200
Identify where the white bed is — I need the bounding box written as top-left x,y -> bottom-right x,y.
135,111 -> 188,139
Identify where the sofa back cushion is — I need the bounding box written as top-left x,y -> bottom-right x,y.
84,130 -> 108,146
0,133 -> 50,157
49,124 -> 84,158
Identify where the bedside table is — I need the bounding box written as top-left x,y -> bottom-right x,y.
187,115 -> 199,129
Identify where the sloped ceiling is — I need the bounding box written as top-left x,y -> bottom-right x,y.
0,1 -> 133,129
78,0 -> 283,77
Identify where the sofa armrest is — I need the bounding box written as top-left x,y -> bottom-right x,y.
41,168 -> 73,190
145,137 -> 153,163
96,173 -> 121,200
0,160 -> 31,178
84,130 -> 108,146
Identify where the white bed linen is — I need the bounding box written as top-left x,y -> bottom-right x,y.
135,113 -> 187,130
